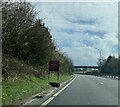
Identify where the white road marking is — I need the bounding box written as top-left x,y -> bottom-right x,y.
41,76 -> 76,106
24,98 -> 36,105
41,97 -> 54,106
46,90 -> 54,97
23,90 -> 54,105
100,82 -> 104,85
103,78 -> 106,79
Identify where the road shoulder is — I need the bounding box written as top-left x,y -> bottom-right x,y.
22,75 -> 75,106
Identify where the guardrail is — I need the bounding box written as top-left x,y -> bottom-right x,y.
74,72 -> 119,80
99,74 -> 119,80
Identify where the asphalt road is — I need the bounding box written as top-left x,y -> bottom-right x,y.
45,74 -> 118,106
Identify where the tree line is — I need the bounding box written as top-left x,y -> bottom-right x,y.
2,2 -> 73,79
98,55 -> 119,76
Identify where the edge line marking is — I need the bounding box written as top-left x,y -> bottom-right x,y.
41,76 -> 76,106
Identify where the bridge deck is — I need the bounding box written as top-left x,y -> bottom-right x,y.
73,66 -> 100,69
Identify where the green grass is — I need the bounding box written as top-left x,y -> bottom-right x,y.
2,74 -> 73,105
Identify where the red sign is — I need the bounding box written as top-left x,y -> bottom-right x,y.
49,60 -> 59,71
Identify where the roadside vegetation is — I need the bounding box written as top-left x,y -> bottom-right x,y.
2,1 -> 73,105
3,73 -> 73,105
97,55 -> 119,76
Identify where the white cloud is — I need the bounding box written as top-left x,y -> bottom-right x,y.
26,0 -> 119,2
35,2 -> 118,65
62,46 -> 99,66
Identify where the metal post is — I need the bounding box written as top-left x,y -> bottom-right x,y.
57,71 -> 59,80
99,50 -> 102,75
48,71 -> 50,80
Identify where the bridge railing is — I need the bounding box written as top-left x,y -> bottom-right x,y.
73,66 -> 100,69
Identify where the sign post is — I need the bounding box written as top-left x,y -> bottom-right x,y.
49,60 -> 59,80
48,70 -> 50,80
57,70 -> 59,80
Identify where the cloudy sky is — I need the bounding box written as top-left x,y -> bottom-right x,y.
34,2 -> 118,66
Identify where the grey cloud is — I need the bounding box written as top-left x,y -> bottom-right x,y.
84,30 -> 107,37
63,15 -> 97,25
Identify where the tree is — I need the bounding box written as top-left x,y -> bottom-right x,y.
98,55 -> 118,75
118,56 -> 120,76
23,19 -> 55,65
2,1 -> 73,78
2,2 -> 36,58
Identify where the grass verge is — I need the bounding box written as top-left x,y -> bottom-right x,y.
2,74 -> 73,105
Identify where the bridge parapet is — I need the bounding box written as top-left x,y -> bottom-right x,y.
73,66 -> 100,69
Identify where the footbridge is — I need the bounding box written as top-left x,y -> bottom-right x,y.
73,66 -> 100,75
73,66 -> 100,69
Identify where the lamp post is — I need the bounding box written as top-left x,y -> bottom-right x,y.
95,48 -> 102,75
